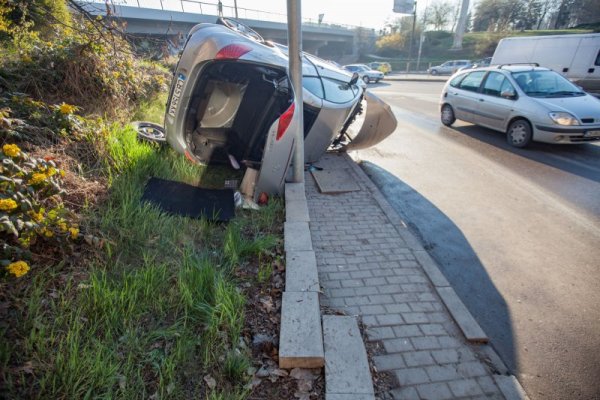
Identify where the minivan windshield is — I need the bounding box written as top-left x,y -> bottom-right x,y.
511,70 -> 585,98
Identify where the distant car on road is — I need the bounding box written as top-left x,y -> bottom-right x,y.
368,61 -> 392,75
458,57 -> 492,72
428,60 -> 472,75
439,65 -> 600,147
343,64 -> 385,84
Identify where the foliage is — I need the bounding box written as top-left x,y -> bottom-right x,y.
0,143 -> 79,277
0,0 -> 71,37
0,2 -> 169,118
472,0 -> 600,31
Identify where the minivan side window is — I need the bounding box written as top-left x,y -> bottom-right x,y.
595,50 -> 600,66
483,72 -> 516,97
458,71 -> 486,92
482,72 -> 505,96
449,73 -> 467,87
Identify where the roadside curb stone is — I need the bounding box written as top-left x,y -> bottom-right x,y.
284,221 -> 313,252
323,315 -> 375,399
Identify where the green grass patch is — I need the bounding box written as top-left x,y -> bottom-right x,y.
2,121 -> 283,398
132,91 -> 169,125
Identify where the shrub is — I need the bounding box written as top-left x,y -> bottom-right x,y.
0,143 -> 79,277
0,4 -> 169,118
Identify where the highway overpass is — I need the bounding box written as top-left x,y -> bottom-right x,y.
78,1 -> 376,60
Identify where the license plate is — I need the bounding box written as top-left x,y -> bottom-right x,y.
585,130 -> 600,137
168,74 -> 186,117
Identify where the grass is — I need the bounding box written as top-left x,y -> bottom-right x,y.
1,108 -> 284,398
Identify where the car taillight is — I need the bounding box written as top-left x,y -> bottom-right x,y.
215,44 -> 251,60
276,103 -> 295,141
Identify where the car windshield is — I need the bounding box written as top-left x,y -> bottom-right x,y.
512,70 -> 585,98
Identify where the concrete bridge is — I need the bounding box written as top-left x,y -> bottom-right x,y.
79,2 -> 375,60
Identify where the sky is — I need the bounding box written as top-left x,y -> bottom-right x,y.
233,0 -> 407,29
129,0 -> 437,30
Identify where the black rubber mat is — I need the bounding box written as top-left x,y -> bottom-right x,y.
141,177 -> 234,222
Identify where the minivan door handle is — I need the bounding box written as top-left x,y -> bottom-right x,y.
478,98 -> 485,102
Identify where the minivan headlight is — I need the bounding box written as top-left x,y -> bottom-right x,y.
549,112 -> 580,126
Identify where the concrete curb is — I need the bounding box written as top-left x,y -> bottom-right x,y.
343,151 -> 529,399
383,77 -> 447,83
279,182 -> 324,369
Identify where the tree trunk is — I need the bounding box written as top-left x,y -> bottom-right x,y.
452,0 -> 470,49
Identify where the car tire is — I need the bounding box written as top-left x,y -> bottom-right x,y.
131,121 -> 166,144
506,119 -> 533,148
431,69 -> 438,75
363,76 -> 370,84
440,104 -> 456,127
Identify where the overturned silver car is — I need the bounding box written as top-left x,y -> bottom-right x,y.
165,18 -> 397,199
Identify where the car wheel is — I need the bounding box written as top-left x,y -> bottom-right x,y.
506,119 -> 532,148
431,69 -> 438,75
131,121 -> 166,144
363,76 -> 371,84
440,104 -> 456,126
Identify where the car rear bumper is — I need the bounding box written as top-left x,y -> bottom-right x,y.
534,124 -> 600,143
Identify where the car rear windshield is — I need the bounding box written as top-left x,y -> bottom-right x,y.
512,70 -> 585,97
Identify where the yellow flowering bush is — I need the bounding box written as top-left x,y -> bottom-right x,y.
1,144 -> 80,276
3,143 -> 20,157
58,102 -> 76,115
6,260 -> 29,278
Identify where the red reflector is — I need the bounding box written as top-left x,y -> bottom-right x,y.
184,150 -> 197,163
215,44 -> 251,60
276,103 -> 295,141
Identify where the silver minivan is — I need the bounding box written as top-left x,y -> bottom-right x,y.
439,65 -> 600,147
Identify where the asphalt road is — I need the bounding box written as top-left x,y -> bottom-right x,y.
356,80 -> 600,400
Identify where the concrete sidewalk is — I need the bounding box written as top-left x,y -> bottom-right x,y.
304,152 -> 525,400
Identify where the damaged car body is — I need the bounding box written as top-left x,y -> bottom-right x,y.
165,18 -> 397,199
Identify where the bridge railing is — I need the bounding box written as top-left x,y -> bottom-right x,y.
107,0 -> 366,30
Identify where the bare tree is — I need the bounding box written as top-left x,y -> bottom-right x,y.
426,0 -> 455,30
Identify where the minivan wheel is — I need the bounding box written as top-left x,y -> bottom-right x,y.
507,119 -> 533,148
441,104 -> 456,126
363,76 -> 371,84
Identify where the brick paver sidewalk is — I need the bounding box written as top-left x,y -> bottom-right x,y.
305,152 -> 505,400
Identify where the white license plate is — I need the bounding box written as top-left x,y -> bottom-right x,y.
585,130 -> 600,137
168,74 -> 186,117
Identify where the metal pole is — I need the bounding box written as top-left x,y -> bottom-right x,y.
416,32 -> 424,71
234,0 -> 238,18
408,0 -> 417,64
287,0 -> 304,183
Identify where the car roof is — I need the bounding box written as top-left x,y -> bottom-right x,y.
473,65 -> 552,73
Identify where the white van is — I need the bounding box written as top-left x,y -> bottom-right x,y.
491,33 -> 600,96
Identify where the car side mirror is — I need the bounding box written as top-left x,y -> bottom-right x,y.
349,72 -> 359,86
501,88 -> 517,99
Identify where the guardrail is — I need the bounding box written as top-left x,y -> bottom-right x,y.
107,0 -> 368,31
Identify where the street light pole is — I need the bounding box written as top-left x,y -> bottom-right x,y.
408,0 -> 417,63
233,0 -> 238,18
287,0 -> 304,183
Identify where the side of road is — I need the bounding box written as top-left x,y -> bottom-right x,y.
303,152 -> 528,400
382,73 -> 448,83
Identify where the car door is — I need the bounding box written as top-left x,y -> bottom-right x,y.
448,71 -> 487,122
476,72 -> 517,131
